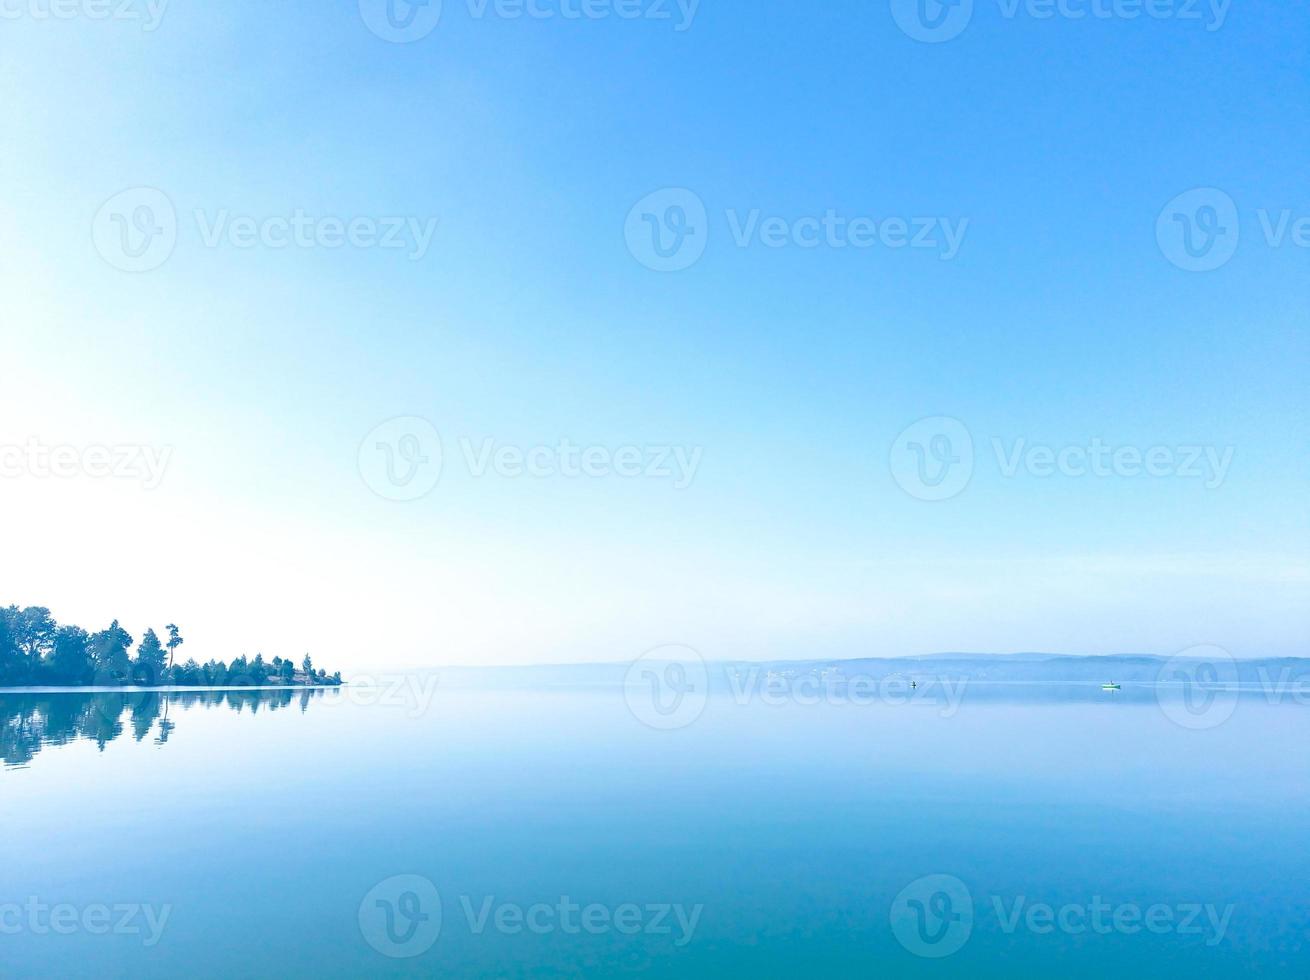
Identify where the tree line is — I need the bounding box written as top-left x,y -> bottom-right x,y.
0,605 -> 342,688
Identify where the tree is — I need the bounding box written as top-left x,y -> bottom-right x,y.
10,606 -> 56,674
89,621 -> 134,685
134,629 -> 167,686
49,626 -> 92,685
0,602 -> 342,692
0,609 -> 22,685
165,623 -> 184,670
228,655 -> 250,686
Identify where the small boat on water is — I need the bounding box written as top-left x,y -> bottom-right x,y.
1102,682 -> 1121,692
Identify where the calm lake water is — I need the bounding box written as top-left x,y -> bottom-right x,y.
2,683 -> 1307,977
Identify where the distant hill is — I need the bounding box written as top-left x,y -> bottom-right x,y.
429,653 -> 1310,689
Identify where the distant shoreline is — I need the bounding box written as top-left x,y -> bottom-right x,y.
426,654 -> 1310,690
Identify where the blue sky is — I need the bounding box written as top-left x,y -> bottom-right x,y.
1,0 -> 1306,667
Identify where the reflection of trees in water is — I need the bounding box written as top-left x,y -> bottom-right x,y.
0,688 -> 328,769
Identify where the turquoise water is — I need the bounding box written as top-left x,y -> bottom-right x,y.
2,685 -> 1307,977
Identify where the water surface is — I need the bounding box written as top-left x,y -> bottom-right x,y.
2,684 -> 1306,977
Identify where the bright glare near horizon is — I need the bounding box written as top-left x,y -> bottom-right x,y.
0,1 -> 1306,670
